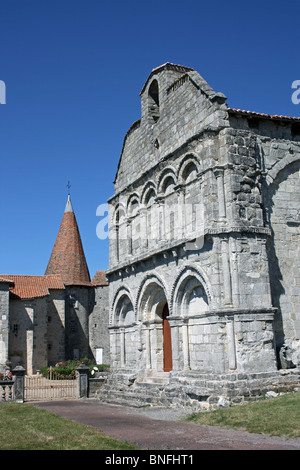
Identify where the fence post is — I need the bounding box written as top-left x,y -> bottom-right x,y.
13,366 -> 25,403
76,364 -> 89,399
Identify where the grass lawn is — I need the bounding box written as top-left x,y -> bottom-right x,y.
0,402 -> 139,450
184,391 -> 300,440
1,392 -> 300,449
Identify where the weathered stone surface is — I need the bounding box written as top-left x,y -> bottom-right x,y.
104,63 -> 300,405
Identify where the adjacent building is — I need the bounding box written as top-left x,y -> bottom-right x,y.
0,196 -> 109,374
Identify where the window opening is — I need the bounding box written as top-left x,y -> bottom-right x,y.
148,80 -> 160,122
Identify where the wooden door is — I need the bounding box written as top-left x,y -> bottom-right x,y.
162,303 -> 173,372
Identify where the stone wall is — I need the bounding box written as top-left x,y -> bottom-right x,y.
46,290 -> 66,366
9,290 -> 66,373
89,285 -> 110,365
227,112 -> 300,366
0,283 -> 10,370
267,159 -> 300,366
107,64 -> 284,384
65,286 -> 90,360
9,297 -> 48,373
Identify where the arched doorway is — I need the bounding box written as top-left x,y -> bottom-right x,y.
162,303 -> 173,372
137,277 -> 173,373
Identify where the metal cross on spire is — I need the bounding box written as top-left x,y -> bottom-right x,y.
67,181 -> 71,196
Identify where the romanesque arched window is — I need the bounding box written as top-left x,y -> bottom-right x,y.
114,205 -> 126,262
143,187 -> 157,248
127,195 -> 140,254
127,194 -> 139,217
113,294 -> 135,368
144,187 -> 156,207
178,155 -> 200,185
148,79 -> 160,122
182,161 -> 198,184
174,274 -> 209,317
162,175 -> 175,195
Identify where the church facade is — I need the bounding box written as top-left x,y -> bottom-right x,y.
106,63 -> 300,389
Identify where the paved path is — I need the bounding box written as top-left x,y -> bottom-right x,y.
33,399 -> 300,451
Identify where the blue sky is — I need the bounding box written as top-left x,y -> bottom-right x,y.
0,0 -> 299,278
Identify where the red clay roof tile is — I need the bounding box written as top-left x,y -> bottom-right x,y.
45,196 -> 91,286
0,274 -> 64,299
91,270 -> 109,286
228,107 -> 300,121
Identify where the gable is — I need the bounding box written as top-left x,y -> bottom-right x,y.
113,64 -> 228,192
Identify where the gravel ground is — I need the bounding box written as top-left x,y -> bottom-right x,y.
34,399 -> 300,451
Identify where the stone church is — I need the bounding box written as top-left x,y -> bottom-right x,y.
0,62 -> 299,406
0,195 -> 109,374
103,63 -> 300,405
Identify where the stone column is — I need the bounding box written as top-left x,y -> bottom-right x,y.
127,220 -> 132,255
109,224 -> 119,265
221,239 -> 233,306
144,326 -> 151,369
156,197 -> 165,243
119,221 -> 126,261
226,317 -> 237,370
149,324 -> 157,371
175,185 -> 184,239
108,327 -> 118,368
169,319 -> 179,370
181,319 -> 190,370
77,364 -> 89,398
135,322 -> 143,366
13,366 -> 25,403
214,168 -> 226,218
115,226 -> 120,263
140,208 -> 148,249
120,328 -> 125,368
229,237 -> 240,308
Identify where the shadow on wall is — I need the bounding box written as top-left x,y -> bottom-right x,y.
265,160 -> 300,368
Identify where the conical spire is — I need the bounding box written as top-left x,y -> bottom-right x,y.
45,196 -> 91,285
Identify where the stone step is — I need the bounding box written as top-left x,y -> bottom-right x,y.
96,386 -> 170,407
137,372 -> 170,385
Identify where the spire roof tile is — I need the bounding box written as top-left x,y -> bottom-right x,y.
45,196 -> 91,286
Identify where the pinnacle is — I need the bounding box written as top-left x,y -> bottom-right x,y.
45,196 -> 91,285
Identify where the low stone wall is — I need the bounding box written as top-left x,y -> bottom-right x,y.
89,368 -> 300,410
169,368 -> 300,409
88,373 -> 110,398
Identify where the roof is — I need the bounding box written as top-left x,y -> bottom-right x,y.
45,196 -> 91,286
228,107 -> 300,122
140,62 -> 194,95
91,270 -> 109,286
0,277 -> 14,285
0,274 -> 65,299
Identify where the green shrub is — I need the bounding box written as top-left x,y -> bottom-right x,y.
40,359 -> 110,380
